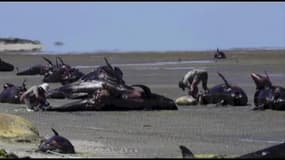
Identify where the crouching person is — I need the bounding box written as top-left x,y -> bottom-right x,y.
20,83 -> 50,112
178,68 -> 209,99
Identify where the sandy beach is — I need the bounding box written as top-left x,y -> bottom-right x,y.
0,50 -> 285,158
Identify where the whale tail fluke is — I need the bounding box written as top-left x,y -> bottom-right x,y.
264,71 -> 272,87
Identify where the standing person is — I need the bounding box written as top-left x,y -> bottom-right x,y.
20,83 -> 50,111
178,69 -> 209,98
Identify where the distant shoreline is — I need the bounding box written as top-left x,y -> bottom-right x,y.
0,37 -> 283,55
1,48 -> 284,56
0,37 -> 42,52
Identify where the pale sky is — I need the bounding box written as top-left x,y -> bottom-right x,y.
0,2 -> 284,53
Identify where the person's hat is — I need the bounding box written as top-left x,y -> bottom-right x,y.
39,83 -> 49,91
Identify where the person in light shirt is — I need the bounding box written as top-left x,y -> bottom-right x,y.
178,69 -> 209,98
20,83 -> 50,111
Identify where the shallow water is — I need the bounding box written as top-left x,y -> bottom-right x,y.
239,138 -> 284,144
74,59 -> 214,69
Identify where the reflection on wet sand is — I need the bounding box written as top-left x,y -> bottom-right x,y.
74,59 -> 214,69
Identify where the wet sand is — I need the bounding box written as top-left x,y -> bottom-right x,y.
0,50 -> 285,158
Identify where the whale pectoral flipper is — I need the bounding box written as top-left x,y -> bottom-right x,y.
42,56 -> 53,66
51,128 -> 59,136
217,72 -> 231,88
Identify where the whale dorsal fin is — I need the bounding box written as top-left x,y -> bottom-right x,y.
179,145 -> 195,159
51,128 -> 59,136
217,72 -> 231,88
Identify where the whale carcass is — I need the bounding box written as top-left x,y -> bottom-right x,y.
198,72 -> 248,106
180,142 -> 285,158
0,58 -> 14,71
16,56 -> 84,84
42,57 -> 84,84
0,80 -> 27,104
46,83 -> 177,111
16,57 -> 54,75
251,72 -> 285,111
37,128 -> 75,154
46,58 -> 177,111
47,57 -> 125,99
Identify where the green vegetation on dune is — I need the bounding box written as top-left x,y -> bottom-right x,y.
0,38 -> 41,45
